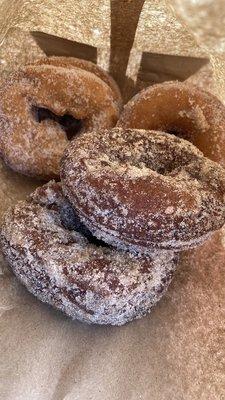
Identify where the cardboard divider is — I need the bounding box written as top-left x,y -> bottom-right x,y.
124,52 -> 209,101
31,31 -> 98,62
109,0 -> 145,89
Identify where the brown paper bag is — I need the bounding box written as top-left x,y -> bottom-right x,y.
0,1 -> 225,399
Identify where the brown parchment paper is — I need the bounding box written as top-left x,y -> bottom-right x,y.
0,1 -> 225,399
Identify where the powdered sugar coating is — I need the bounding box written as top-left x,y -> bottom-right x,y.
61,128 -> 225,252
117,81 -> 225,168
0,64 -> 119,180
32,56 -> 122,109
0,181 -> 177,326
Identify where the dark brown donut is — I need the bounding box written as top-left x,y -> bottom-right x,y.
117,81 -> 225,167
0,64 -> 119,180
32,56 -> 122,108
61,128 -> 225,252
0,181 -> 177,326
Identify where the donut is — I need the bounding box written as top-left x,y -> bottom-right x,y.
0,181 -> 177,326
0,64 -> 119,180
117,81 -> 225,167
61,128 -> 225,252
32,56 -> 122,108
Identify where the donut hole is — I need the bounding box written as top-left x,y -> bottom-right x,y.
157,112 -> 213,162
152,105 -> 210,145
105,151 -> 188,177
32,106 -> 83,140
59,203 -> 109,248
165,128 -> 188,139
108,142 -> 194,177
144,158 -> 189,176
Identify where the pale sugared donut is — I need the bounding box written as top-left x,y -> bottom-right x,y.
0,181 -> 177,326
61,128 -> 225,252
33,56 -> 122,108
117,82 -> 225,167
0,64 -> 119,180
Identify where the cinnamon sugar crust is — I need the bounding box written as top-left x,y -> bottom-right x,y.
61,128 -> 225,252
117,81 -> 225,167
32,56 -> 122,109
0,181 -> 177,326
0,64 -> 119,180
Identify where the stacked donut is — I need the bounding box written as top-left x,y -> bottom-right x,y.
1,57 -> 225,326
0,56 -> 121,180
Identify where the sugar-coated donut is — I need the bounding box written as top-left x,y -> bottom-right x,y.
0,181 -> 177,326
33,56 -> 122,108
61,128 -> 225,252
0,64 -> 119,180
117,81 -> 225,167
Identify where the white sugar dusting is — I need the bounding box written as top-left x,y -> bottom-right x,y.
178,106 -> 210,132
0,181 -> 177,326
0,62 -> 119,179
32,55 -> 122,108
117,81 -> 225,168
61,127 -> 225,252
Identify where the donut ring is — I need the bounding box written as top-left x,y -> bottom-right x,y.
0,64 -> 119,180
61,128 -> 225,252
32,56 -> 122,108
117,81 -> 225,167
0,181 -> 177,326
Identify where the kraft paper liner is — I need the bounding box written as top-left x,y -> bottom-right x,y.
125,1 -> 225,101
0,0 -> 221,100
0,0 -> 212,95
0,28 -> 45,80
171,0 -> 225,54
125,0 -> 209,98
171,0 -> 225,103
170,0 -> 225,103
0,1 -> 225,399
0,0 -> 111,70
0,0 -> 151,88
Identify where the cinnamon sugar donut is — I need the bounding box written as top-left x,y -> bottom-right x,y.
0,64 -> 119,180
0,181 -> 177,326
61,128 -> 225,252
117,82 -> 225,167
33,56 -> 122,108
